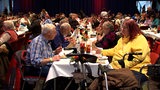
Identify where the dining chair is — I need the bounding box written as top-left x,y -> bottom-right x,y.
5,50 -> 45,90
152,40 -> 160,55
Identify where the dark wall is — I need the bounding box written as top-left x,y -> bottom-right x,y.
12,0 -> 138,16
106,0 -> 138,15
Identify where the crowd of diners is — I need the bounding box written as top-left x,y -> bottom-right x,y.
0,6 -> 160,89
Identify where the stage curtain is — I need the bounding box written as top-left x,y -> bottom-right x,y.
13,0 -> 33,14
12,0 -> 138,16
32,0 -> 93,16
93,0 -> 106,15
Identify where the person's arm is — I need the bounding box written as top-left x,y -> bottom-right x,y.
65,37 -> 76,48
101,38 -> 121,56
0,44 -> 8,53
0,33 -> 11,45
40,55 -> 60,65
54,46 -> 62,55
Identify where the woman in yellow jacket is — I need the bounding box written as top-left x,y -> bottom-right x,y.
97,19 -> 150,83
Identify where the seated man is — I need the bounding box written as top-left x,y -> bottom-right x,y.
25,23 -> 60,77
51,22 -> 75,52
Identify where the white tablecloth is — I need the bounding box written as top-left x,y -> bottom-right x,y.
16,26 -> 29,35
46,58 -> 109,82
141,30 -> 160,40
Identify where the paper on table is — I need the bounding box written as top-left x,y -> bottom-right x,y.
59,49 -> 74,58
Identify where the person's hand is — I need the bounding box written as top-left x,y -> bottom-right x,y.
54,46 -> 62,54
65,37 -> 76,48
52,55 -> 61,61
69,37 -> 76,45
92,42 -> 97,51
96,33 -> 104,41
41,55 -> 61,65
0,44 -> 8,53
96,48 -> 103,54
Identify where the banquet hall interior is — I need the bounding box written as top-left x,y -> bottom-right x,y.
0,0 -> 160,90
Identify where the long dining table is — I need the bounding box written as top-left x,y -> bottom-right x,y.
46,54 -> 109,82
45,50 -> 110,90
141,29 -> 160,40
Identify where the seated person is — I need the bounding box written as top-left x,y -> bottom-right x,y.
0,21 -> 18,45
28,16 -> 41,40
25,24 -> 60,77
0,20 -> 18,58
19,14 -> 31,27
95,21 -> 118,49
68,13 -> 80,31
51,23 -> 75,51
0,20 -> 18,87
143,15 -> 151,26
41,14 -> 52,25
150,15 -> 160,28
18,14 -> 30,31
96,19 -> 150,83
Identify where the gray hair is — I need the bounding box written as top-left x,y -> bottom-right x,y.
3,21 -> 15,30
41,24 -> 56,35
60,23 -> 71,36
102,21 -> 114,31
60,23 -> 71,31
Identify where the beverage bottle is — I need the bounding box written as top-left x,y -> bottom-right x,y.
75,29 -> 81,53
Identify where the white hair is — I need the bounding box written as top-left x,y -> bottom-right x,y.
41,24 -> 56,35
3,21 -> 15,30
100,11 -> 108,18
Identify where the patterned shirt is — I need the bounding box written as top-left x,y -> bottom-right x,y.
26,34 -> 54,65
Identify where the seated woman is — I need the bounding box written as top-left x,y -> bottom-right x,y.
96,19 -> 150,84
150,15 -> 160,28
95,21 -> 118,49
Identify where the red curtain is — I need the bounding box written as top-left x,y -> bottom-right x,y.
93,0 -> 106,15
19,0 -> 33,12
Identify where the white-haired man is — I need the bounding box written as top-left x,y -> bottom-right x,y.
26,24 -> 60,77
51,22 -> 75,52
